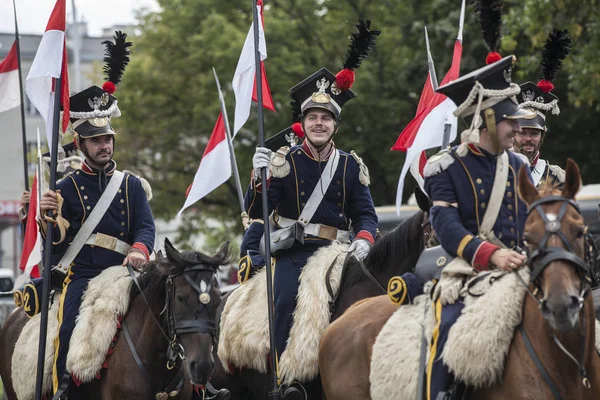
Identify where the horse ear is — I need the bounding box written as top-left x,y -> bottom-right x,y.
561,158 -> 581,199
414,186 -> 431,212
156,250 -> 164,259
213,241 -> 230,262
517,164 -> 538,206
164,238 -> 185,265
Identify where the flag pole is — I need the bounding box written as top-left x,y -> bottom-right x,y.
441,0 -> 465,149
252,0 -> 280,398
12,0 -> 29,192
212,67 -> 248,227
424,26 -> 438,91
34,76 -> 62,400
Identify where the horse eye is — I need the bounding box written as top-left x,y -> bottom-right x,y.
576,229 -> 585,239
176,294 -> 186,303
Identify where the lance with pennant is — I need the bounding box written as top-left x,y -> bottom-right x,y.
12,0 -> 29,192
34,75 -> 63,400
251,0 -> 280,398
212,67 -> 249,228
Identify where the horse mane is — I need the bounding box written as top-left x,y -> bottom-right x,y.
537,181 -> 562,197
338,211 -> 425,292
130,248 -> 231,310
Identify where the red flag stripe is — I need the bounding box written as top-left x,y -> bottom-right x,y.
0,42 -> 18,73
19,173 -> 40,278
252,61 -> 275,111
203,112 -> 226,156
45,0 -> 66,32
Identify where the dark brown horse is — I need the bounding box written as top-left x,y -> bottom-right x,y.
0,239 -> 231,400
319,159 -> 600,399
209,209 -> 431,400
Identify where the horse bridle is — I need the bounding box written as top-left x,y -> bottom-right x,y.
124,262 -> 217,398
525,195 -> 592,299
516,195 -> 593,398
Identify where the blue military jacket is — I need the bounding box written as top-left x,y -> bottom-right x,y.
424,144 -> 530,270
244,142 -> 378,244
46,160 -> 155,269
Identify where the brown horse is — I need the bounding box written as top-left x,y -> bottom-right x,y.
320,158 -> 600,399
0,239 -> 231,400
209,209 -> 431,400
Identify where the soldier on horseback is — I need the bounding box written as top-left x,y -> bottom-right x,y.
513,30 -> 571,189
245,21 -> 380,379
422,55 -> 534,400
36,32 -> 156,399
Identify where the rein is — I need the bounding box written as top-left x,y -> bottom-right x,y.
124,262 -> 218,398
513,195 -> 593,395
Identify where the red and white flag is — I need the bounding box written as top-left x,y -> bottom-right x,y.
18,172 -> 42,280
25,0 -> 69,155
391,0 -> 465,214
232,0 -> 275,138
0,41 -> 20,113
178,112 -> 232,215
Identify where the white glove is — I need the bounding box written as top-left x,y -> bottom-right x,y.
349,239 -> 371,260
252,147 -> 272,174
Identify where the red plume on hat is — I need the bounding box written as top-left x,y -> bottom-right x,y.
538,29 -> 571,93
290,95 -> 305,138
101,31 -> 132,94
475,0 -> 503,64
335,20 -> 381,92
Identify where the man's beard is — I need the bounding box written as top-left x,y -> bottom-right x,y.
514,141 -> 540,162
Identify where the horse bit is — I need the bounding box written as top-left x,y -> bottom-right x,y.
516,195 -> 594,398
125,263 -> 217,399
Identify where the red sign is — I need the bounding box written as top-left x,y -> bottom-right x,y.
0,200 -> 20,217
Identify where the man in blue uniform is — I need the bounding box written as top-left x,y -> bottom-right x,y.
423,55 -> 534,400
513,30 -> 571,189
246,65 -> 378,358
238,126 -> 302,284
38,32 -> 155,399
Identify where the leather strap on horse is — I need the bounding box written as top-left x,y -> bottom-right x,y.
126,263 -> 171,342
354,253 -> 386,294
122,318 -> 186,397
519,324 -> 565,400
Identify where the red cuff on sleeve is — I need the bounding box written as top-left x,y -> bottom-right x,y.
131,242 -> 150,260
355,230 -> 375,245
472,242 -> 499,271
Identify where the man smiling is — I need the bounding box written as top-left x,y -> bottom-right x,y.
246,65 -> 378,363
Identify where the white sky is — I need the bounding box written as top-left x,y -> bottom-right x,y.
0,0 -> 160,36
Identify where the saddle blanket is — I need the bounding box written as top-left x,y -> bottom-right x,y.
218,241 -> 348,383
12,266 -> 133,400
370,268 -> 600,399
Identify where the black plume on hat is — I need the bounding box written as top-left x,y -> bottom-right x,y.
475,0 -> 504,64
101,31 -> 132,94
539,29 -> 571,90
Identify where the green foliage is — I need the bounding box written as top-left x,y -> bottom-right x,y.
114,0 -> 600,248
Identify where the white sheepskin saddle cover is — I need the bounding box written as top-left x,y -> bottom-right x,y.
12,266 -> 133,400
371,268 -> 534,398
218,242 -> 348,383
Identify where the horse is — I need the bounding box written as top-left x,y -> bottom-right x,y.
319,158 -> 600,400
0,238 -> 231,400
209,208 -> 431,400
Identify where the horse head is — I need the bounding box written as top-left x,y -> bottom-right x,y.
163,238 -> 230,386
518,159 -> 590,331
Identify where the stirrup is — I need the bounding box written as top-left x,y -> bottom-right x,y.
281,381 -> 307,400
205,382 -> 231,400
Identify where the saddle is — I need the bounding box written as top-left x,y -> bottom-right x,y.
218,241 -> 348,383
371,269 -> 530,399
12,266 -> 133,400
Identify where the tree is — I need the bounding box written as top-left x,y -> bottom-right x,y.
114,0 -> 600,248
